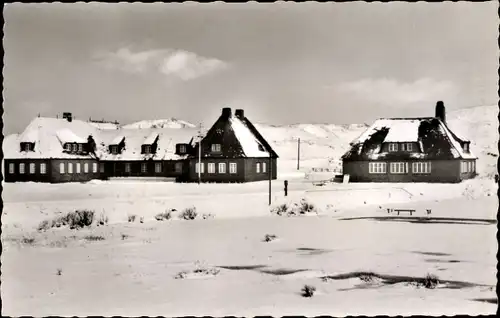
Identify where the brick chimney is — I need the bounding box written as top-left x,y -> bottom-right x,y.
235,109 -> 245,118
435,101 -> 445,124
62,112 -> 73,122
221,107 -> 232,117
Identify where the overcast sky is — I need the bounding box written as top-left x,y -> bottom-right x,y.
3,2 -> 498,134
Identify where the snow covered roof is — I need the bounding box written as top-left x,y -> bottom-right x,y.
122,118 -> 196,129
56,128 -> 87,144
343,117 -> 476,161
143,132 -> 159,145
4,117 -> 102,159
229,116 -> 270,158
111,135 -> 125,145
383,120 -> 421,142
3,116 -> 198,161
99,127 -> 197,161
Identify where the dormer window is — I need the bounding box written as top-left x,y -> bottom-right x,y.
179,144 -> 186,153
388,143 -> 398,152
21,142 -> 35,152
65,143 -> 71,152
144,145 -> 151,154
78,144 -> 83,152
211,144 -> 221,152
72,144 -> 78,152
464,143 -> 470,153
111,145 -> 118,154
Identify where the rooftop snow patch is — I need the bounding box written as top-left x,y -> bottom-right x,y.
111,135 -> 125,145
143,132 -> 159,145
229,116 -> 270,157
122,119 -> 196,129
20,128 -> 39,143
55,128 -> 87,144
383,120 -> 421,142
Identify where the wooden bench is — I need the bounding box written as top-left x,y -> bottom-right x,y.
393,209 -> 415,216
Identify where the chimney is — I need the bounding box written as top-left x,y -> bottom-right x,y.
435,101 -> 445,123
235,109 -> 245,118
221,107 -> 232,117
62,112 -> 73,122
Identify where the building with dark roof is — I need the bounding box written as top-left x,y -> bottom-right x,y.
341,101 -> 477,183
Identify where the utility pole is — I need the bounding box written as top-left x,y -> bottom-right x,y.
269,151 -> 272,205
198,123 -> 203,185
297,137 -> 301,170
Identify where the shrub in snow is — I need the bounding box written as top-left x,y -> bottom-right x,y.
202,213 -> 215,220
37,220 -> 52,231
155,210 -> 172,221
174,268 -> 220,279
56,268 -> 63,276
271,199 -> 318,217
38,210 -> 95,231
263,234 -> 277,242
127,214 -> 137,223
140,216 -> 144,223
301,284 -> 316,297
423,273 -> 439,289
21,235 -> 35,245
271,203 -> 289,216
121,233 -> 129,240
96,212 -> 109,226
84,235 -> 105,241
179,207 -> 197,220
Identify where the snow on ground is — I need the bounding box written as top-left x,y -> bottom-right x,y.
1,105 -> 497,316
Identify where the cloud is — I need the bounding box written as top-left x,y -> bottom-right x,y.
94,47 -> 228,81
336,78 -> 458,105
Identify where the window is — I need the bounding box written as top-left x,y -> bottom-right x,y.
19,163 -> 25,174
211,144 -> 221,152
76,163 -> 81,173
125,163 -> 131,173
84,163 -> 89,173
60,162 -> 65,174
40,163 -> 47,174
111,146 -> 118,154
141,163 -> 147,173
179,145 -> 186,153
24,143 -> 30,152
78,144 -> 83,153
100,164 -> 105,173
464,143 -> 469,153
65,144 -> 71,152
388,143 -> 398,152
195,162 -> 205,173
208,163 -> 215,174
8,163 -> 14,174
218,162 -> 226,173
155,163 -> 162,173
175,162 -> 183,173
29,163 -> 35,174
460,161 -> 475,173
412,162 -> 431,174
229,162 -> 237,174
68,163 -> 73,174
92,163 -> 97,173
369,162 -> 387,174
262,162 -> 267,173
144,145 -> 151,154
256,163 -> 261,173
390,162 -> 407,174
401,143 -> 413,152
72,144 -> 78,152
